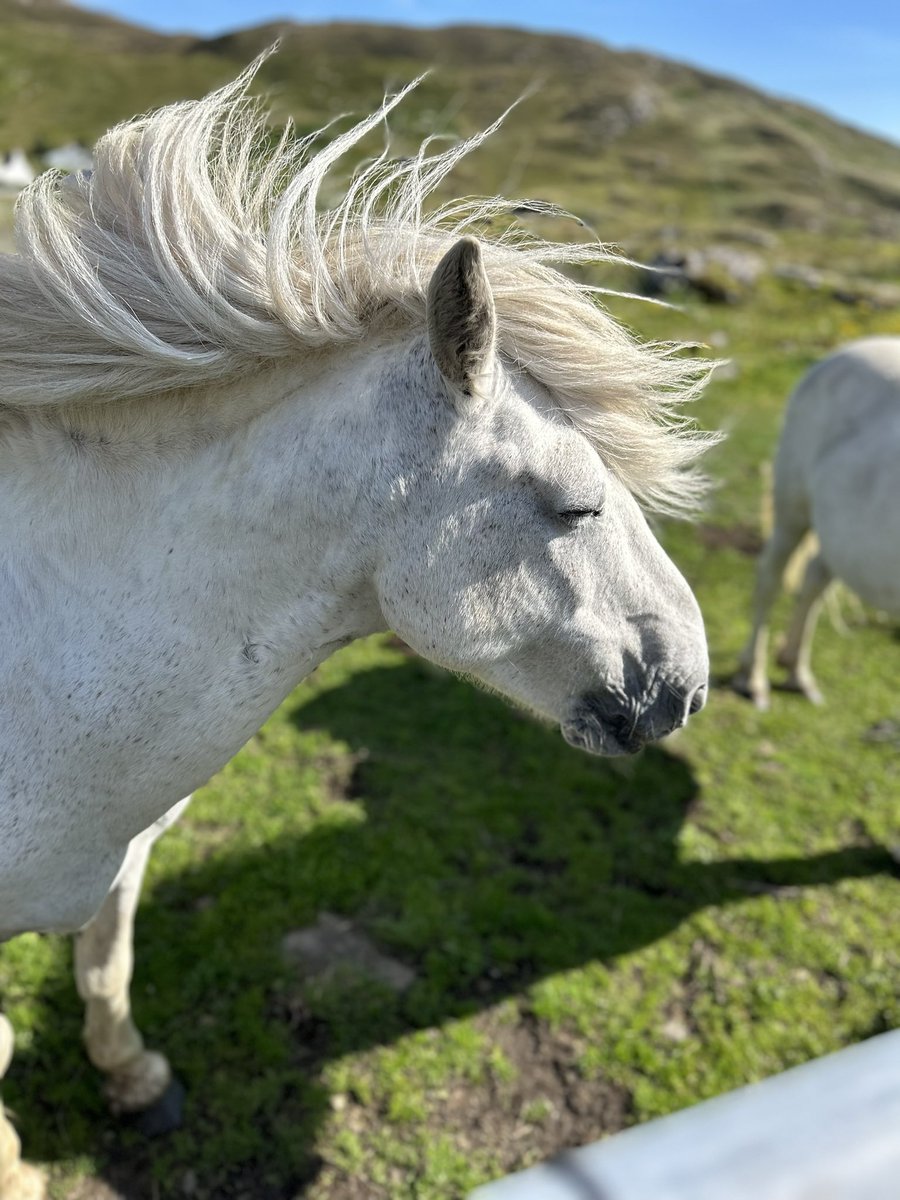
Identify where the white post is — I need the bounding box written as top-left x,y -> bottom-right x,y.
470,1029 -> 900,1200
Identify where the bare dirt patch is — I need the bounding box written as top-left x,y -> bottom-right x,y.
462,1007 -> 632,1167
310,1004 -> 632,1200
697,522 -> 764,556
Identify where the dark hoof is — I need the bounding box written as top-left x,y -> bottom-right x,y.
731,673 -> 770,710
131,1076 -> 186,1137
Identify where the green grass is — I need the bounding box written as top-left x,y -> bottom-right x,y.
0,280 -> 897,1199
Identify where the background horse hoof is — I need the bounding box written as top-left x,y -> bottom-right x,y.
782,676 -> 825,705
129,1076 -> 186,1138
0,1162 -> 47,1200
731,670 -> 770,711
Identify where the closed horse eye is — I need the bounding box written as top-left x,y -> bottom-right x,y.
559,506 -> 604,527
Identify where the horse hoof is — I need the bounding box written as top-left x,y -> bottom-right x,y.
731,671 -> 769,711
782,675 -> 825,705
130,1076 -> 186,1138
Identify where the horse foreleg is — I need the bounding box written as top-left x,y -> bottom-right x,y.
73,799 -> 190,1134
734,524 -> 806,710
0,1015 -> 45,1200
776,553 -> 831,704
74,845 -> 171,1114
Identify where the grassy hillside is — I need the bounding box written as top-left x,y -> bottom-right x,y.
3,2 -> 900,277
1,9 -> 899,1200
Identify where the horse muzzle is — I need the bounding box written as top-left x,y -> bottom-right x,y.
561,679 -> 708,757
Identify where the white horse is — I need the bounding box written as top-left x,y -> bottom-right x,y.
735,336 -> 900,709
0,58 -> 716,1197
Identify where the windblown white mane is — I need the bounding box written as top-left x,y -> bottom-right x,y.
0,53 -> 715,513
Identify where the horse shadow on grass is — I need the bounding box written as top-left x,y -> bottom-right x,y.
6,656 -> 896,1198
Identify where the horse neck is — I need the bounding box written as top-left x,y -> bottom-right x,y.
1,348 -> 395,730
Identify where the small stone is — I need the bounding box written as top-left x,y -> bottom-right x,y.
711,359 -> 739,381
863,719 -> 900,748
661,1013 -> 691,1042
282,912 -> 417,992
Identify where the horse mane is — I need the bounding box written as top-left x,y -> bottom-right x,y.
0,51 -> 717,514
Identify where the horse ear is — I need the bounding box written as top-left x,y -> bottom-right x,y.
426,237 -> 497,398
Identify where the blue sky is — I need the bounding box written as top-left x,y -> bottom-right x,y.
79,0 -> 900,144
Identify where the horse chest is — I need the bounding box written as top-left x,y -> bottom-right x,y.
0,590 -> 305,933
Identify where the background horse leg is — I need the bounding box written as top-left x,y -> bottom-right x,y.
776,553 -> 832,704
734,521 -> 807,709
74,798 -> 190,1134
0,1015 -> 45,1200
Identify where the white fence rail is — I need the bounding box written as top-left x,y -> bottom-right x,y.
470,1028 -> 900,1200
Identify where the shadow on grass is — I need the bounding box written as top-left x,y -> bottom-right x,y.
6,658 -> 896,1198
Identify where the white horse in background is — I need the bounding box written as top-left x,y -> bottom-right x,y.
735,337 -> 900,709
0,56 -> 716,1197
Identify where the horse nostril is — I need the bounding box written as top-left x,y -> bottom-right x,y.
688,683 -> 708,715
609,714 -> 633,741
